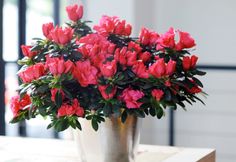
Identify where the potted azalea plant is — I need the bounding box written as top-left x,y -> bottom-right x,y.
10,4 -> 206,162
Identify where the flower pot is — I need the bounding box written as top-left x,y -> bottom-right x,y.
73,115 -> 141,162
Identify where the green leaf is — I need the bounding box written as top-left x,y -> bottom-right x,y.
28,104 -> 35,118
193,69 -> 206,76
47,123 -> 54,129
91,118 -> 99,131
86,115 -> 93,120
192,95 -> 205,105
75,120 -> 82,130
135,110 -> 145,118
127,69 -> 135,78
103,104 -> 112,117
54,119 -> 70,132
62,88 -> 73,99
164,90 -> 172,101
192,77 -> 203,88
20,83 -> 32,97
55,91 -> 63,107
97,116 -> 105,122
38,106 -> 48,116
105,85 -> 113,95
121,110 -> 128,123
36,84 -> 49,93
156,107 -> 164,119
31,44 -> 43,51
149,107 -> 156,116
178,101 -> 186,110
144,108 -> 149,115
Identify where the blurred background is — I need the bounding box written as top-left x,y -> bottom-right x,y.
0,0 -> 236,162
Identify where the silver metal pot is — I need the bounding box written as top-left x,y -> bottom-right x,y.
73,115 -> 141,162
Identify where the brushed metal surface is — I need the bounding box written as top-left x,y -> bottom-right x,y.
74,115 -> 141,162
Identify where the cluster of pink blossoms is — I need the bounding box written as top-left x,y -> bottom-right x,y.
10,4 -> 203,122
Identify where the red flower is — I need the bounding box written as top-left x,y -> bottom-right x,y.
156,27 -> 176,50
114,47 -> 127,66
176,31 -> 196,51
21,45 -> 38,58
73,99 -> 85,117
188,86 -> 202,94
93,15 -> 132,36
148,58 -> 166,78
186,80 -> 202,94
51,88 -> 65,102
152,89 -> 164,101
166,59 -> 176,75
182,55 -> 198,71
42,22 -> 54,40
114,47 -> 137,67
100,60 -> 117,78
66,4 -> 83,22
165,80 -> 171,87
128,41 -> 142,53
132,61 -> 149,79
98,85 -> 117,100
119,88 -> 144,109
138,51 -> 151,63
51,26 -> 73,45
18,63 -> 45,83
78,33 -> 116,67
10,94 -> 31,117
148,58 -> 176,78
139,27 -> 159,46
57,99 -> 84,117
73,60 -> 98,87
126,51 -> 137,66
46,56 -> 74,76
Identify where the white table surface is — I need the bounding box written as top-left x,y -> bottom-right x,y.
0,136 -> 215,162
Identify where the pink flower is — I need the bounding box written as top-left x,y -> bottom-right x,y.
148,58 -> 166,78
176,31 -> 196,51
73,60 -> 98,87
182,55 -> 198,71
98,85 -> 117,100
185,80 -> 202,94
165,80 -> 171,87
139,27 -> 159,46
42,22 -> 54,40
128,41 -> 142,53
138,51 -> 151,63
114,47 -> 138,67
166,60 -> 176,75
10,94 -> 31,117
100,60 -> 117,78
93,15 -> 132,36
46,56 -> 74,76
132,61 -> 149,79
57,99 -> 84,117
114,47 -> 127,66
21,45 -> 38,58
66,4 -> 83,22
188,86 -> 202,94
152,89 -> 164,101
51,26 -> 73,45
51,88 -> 65,102
156,27 -> 176,50
78,33 -> 116,67
18,63 -> 45,83
148,58 -> 176,78
126,51 -> 137,66
119,88 -> 144,109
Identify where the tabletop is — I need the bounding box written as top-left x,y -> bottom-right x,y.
0,136 -> 215,162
